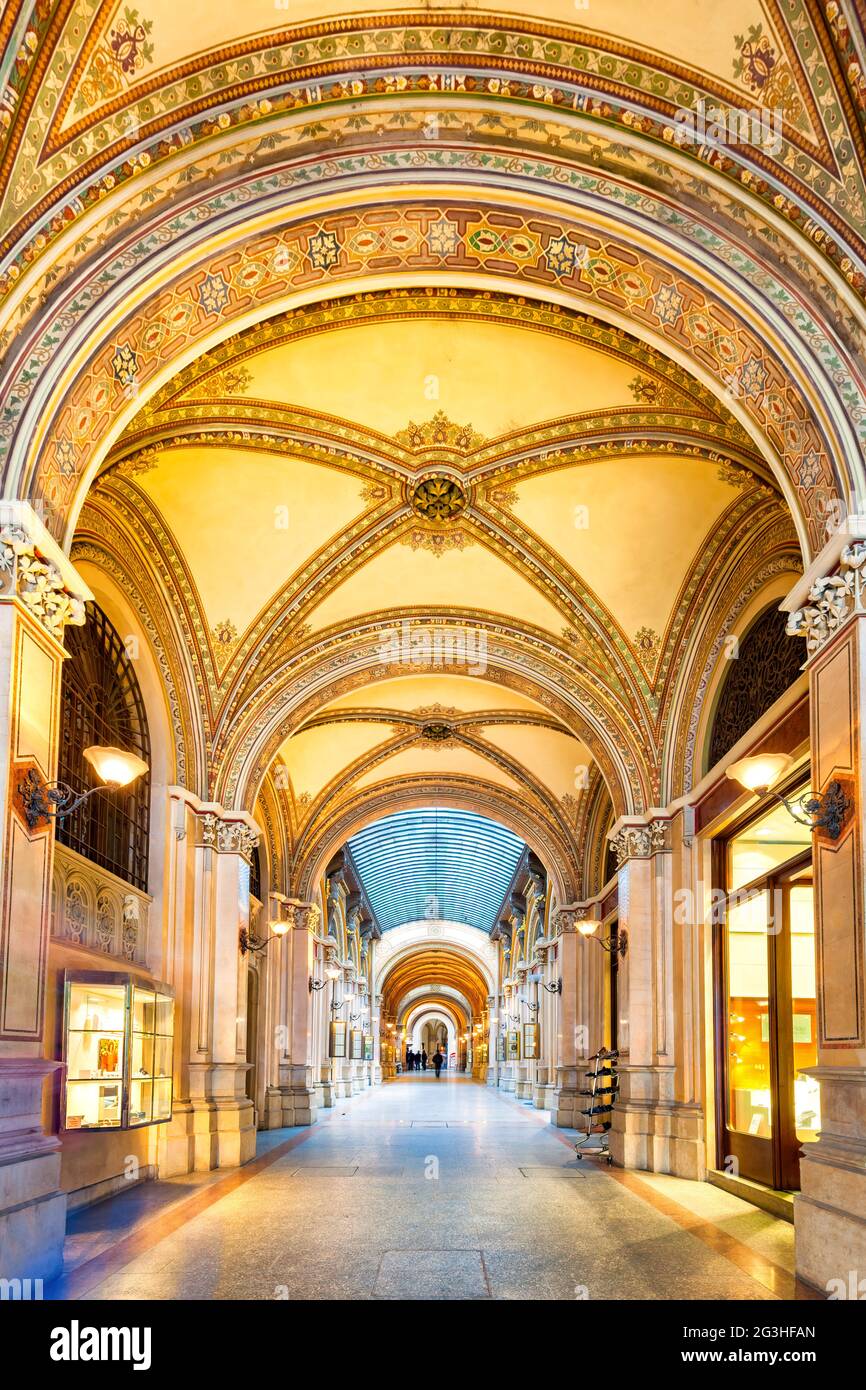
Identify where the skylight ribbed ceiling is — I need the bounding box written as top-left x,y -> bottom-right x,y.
347,807 -> 526,932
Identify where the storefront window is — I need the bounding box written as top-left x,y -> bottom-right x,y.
62,972 -> 175,1132
130,986 -> 175,1127
790,881 -> 820,1143
719,783 -> 817,1190
727,800 -> 811,891
64,981 -> 127,1130
725,891 -> 772,1137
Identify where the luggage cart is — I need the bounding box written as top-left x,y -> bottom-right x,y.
574,1048 -> 619,1165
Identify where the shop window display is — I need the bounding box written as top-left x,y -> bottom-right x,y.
62,973 -> 174,1132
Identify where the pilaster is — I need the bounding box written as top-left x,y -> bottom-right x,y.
175,795 -> 260,1169
605,816 -> 701,1174
0,504 -> 91,1279
552,910 -> 582,1126
783,543 -> 866,1290
276,899 -> 321,1126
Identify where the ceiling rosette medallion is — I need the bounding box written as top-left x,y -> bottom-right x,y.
409,475 -> 468,524
403,447 -> 473,556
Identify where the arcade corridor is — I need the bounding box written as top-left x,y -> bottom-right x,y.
50,1078 -> 805,1303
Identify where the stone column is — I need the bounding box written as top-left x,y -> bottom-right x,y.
605,815 -> 704,1174
373,992 -> 384,1084
532,941 -> 554,1109
0,503 -> 90,1280
552,908 -> 583,1126
486,995 -> 499,1086
606,820 -> 677,1170
184,803 -> 259,1169
783,538 -> 866,1290
275,899 -> 321,1126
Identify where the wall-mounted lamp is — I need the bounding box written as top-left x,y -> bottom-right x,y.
725,754 -> 852,841
239,914 -> 290,957
18,745 -> 148,830
309,961 -> 342,992
541,979 -> 563,995
577,919 -> 628,958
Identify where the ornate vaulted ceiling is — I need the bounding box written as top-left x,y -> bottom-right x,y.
6,1 -> 859,900
75,283 -> 798,895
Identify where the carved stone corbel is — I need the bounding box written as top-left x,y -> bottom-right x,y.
786,541 -> 866,656
0,517 -> 88,642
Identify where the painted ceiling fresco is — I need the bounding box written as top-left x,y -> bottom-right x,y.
3,2 -> 861,901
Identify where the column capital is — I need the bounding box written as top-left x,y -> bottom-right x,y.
784,537 -> 866,659
0,500 -> 91,642
170,790 -> 261,864
198,812 -> 259,864
608,817 -> 671,867
284,898 -> 321,934
554,903 -> 589,934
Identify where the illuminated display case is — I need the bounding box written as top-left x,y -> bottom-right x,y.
62,972 -> 175,1132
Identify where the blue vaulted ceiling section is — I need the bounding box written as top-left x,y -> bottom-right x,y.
347,807 -> 526,933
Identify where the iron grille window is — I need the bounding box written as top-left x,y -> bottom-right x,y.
707,606 -> 804,771
57,602 -> 151,892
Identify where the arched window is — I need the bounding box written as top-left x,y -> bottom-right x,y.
707,605 -> 803,771
57,602 -> 151,891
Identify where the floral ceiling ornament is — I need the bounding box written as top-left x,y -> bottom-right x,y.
76,5 -> 154,111
211,618 -> 239,657
633,627 -> 661,668
717,459 -> 773,497
732,23 -> 805,124
400,526 -> 470,557
410,474 -> 468,523
396,412 -> 485,454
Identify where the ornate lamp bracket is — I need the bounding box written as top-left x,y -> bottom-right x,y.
777,782 -> 853,841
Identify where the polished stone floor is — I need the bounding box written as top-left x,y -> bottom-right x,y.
50,1076 -> 809,1301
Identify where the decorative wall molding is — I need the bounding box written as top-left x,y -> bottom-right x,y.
51,844 -> 150,964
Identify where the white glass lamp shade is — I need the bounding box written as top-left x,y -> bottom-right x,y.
83,745 -> 148,787
324,962 -> 341,980
269,917 -> 290,937
725,753 -> 793,794
577,918 -> 600,937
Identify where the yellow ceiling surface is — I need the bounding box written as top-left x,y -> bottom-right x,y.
79,0 -> 771,99
325,675 -> 548,715
354,746 -> 522,793
136,445 -> 367,633
305,540 -> 568,637
514,455 -> 738,640
223,319 -> 642,440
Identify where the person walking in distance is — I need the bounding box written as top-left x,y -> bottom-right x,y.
433,1046 -> 444,1079
421,1048 -> 428,1072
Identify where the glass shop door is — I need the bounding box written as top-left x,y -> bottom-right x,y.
718,801 -> 818,1190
